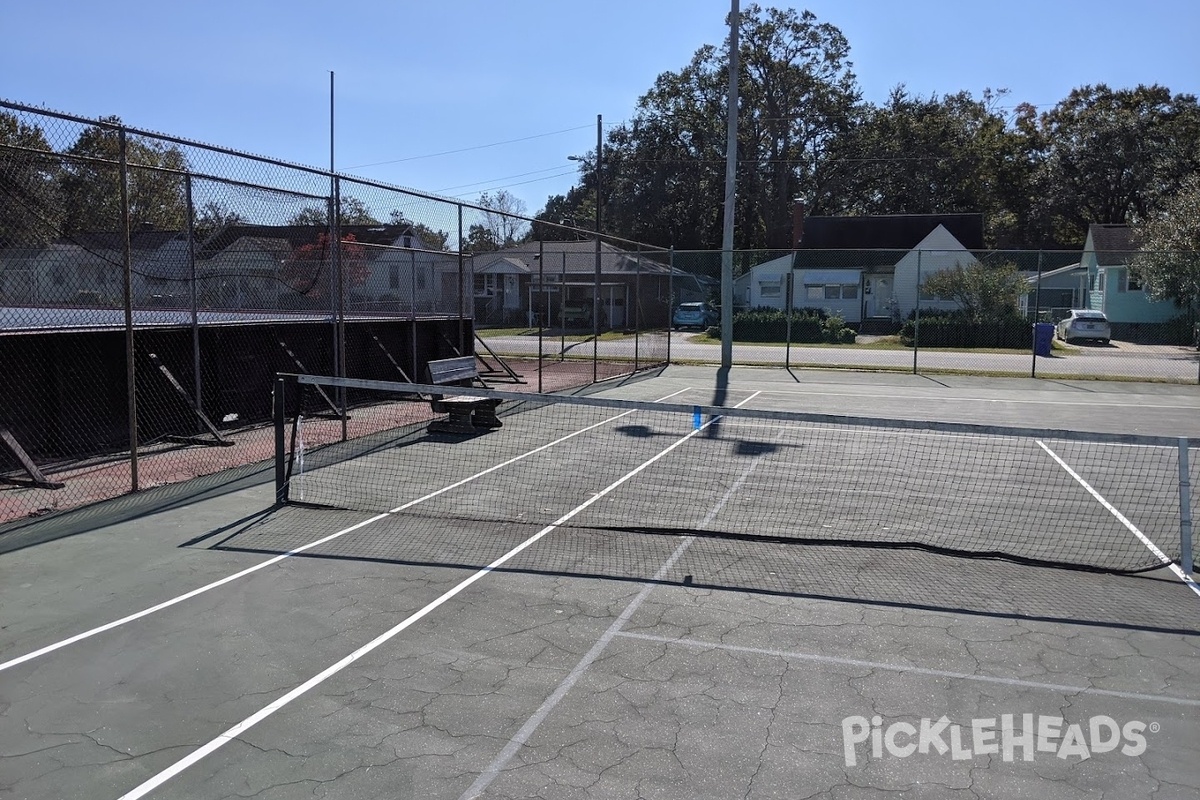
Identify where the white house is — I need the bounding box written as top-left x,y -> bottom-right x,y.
733,223 -> 979,323
892,224 -> 979,315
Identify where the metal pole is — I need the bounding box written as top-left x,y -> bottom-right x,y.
1031,251 -> 1044,379
593,113 -> 602,385
274,376 -> 287,504
119,128 -> 138,491
912,250 -> 921,375
785,255 -> 795,368
1180,438 -> 1194,578
410,245 -> 418,396
667,247 -> 674,364
634,244 -> 641,371
720,0 -> 740,370
538,239 -> 544,393
560,251 -> 566,361
185,174 -> 202,433
457,204 -> 465,354
330,183 -> 346,442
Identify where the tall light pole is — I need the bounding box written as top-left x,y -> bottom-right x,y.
568,113 -> 603,382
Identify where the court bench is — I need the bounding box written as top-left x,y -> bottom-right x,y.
424,356 -> 503,434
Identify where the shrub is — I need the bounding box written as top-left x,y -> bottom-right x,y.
730,307 -> 824,342
899,308 -> 1029,348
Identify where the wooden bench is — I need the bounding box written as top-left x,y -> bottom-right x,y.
425,356 -> 503,434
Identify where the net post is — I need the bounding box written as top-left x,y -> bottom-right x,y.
274,375 -> 289,504
1180,438 -> 1194,578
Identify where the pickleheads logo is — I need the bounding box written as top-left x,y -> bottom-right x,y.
841,714 -> 1154,766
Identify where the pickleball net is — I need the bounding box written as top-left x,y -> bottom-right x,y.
273,374 -> 1197,574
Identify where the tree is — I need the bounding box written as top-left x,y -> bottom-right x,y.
288,196 -> 380,227
1028,84 -> 1200,246
921,262 -> 1026,322
1130,176 -> 1200,309
582,5 -> 859,250
279,232 -> 368,300
461,223 -> 500,253
469,190 -> 528,249
193,200 -> 245,238
0,111 -> 61,246
825,88 -> 1034,248
57,116 -> 189,234
387,210 -> 451,251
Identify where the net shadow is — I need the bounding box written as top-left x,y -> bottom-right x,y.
193,506 -> 1200,638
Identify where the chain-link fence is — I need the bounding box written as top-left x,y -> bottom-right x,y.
0,101 -> 668,528
665,247 -> 1200,382
4,99 -> 1198,529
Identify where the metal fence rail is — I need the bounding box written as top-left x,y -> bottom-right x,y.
0,100 -> 668,527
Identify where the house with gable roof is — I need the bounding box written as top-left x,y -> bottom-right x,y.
462,240 -> 706,328
1082,223 -> 1180,336
733,214 -> 985,326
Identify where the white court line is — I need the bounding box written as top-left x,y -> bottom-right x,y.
458,392 -> 766,800
613,632 -> 1200,708
0,388 -> 694,675
744,387 -> 1200,410
1037,441 -> 1200,598
115,393 -> 761,800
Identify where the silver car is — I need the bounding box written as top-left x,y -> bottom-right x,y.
1056,309 -> 1111,344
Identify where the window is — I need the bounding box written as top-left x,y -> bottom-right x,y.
759,279 -> 781,298
389,263 -> 400,290
474,274 -> 498,296
1096,270 -> 1105,292
808,284 -> 859,300
1121,269 -> 1142,292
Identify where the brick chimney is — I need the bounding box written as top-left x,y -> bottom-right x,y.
792,201 -> 806,248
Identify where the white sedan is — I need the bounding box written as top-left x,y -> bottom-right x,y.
1056,309 -> 1111,344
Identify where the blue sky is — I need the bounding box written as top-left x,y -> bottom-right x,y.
3,0 -> 1198,218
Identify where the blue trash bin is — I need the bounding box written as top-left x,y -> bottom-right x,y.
1033,322 -> 1055,357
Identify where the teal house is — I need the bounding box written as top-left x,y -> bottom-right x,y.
1083,224 -> 1180,337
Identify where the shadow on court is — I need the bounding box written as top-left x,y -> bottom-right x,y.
191,505 -> 1199,638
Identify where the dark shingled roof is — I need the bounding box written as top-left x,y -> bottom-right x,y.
1086,224 -> 1139,266
798,214 -> 985,251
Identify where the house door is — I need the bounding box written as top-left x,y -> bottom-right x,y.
603,284 -> 626,328
866,277 -> 892,317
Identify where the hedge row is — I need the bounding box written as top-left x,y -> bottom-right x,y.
900,313 -> 1030,348
710,307 -> 855,343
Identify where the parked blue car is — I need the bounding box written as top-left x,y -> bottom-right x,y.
672,302 -> 718,330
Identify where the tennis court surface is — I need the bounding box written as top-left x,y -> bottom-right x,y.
1,366 -> 1197,799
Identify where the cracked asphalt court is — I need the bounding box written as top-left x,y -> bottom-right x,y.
1,367 -> 1198,799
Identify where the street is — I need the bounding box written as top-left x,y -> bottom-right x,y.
479,330 -> 1200,383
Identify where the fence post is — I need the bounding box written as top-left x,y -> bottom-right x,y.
329,182 -> 347,441
119,127 -> 139,491
1180,438 -> 1194,579
185,174 -> 202,434
667,247 -> 674,365
634,244 -> 641,371
912,250 -> 922,375
274,376 -> 288,504
1031,251 -> 1044,379
457,204 -> 465,355
538,239 -> 544,393
560,251 -> 567,362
